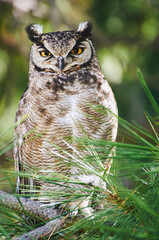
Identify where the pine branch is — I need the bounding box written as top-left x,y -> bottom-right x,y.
14,218 -> 63,240
0,190 -> 66,239
0,190 -> 62,221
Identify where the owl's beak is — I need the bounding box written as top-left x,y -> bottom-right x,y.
57,56 -> 65,72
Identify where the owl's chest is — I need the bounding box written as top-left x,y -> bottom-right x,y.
56,95 -> 85,135
58,94 -> 84,120
57,91 -> 93,122
30,88 -> 101,139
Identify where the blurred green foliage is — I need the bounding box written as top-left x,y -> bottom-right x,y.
0,0 -> 159,188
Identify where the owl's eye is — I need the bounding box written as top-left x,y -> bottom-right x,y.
71,47 -> 83,55
40,51 -> 52,57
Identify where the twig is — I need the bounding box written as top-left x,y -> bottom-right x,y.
0,190 -> 61,221
47,212 -> 70,240
14,218 -> 62,240
0,190 -> 66,239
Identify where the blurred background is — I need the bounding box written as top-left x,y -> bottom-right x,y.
0,0 -> 159,191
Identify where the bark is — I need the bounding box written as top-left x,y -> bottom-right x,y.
0,190 -> 66,239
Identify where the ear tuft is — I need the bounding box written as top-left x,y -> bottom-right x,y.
77,21 -> 92,37
25,24 -> 43,42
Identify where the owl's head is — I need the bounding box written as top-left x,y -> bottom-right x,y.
26,22 -> 94,74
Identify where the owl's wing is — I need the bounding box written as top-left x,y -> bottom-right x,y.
14,127 -> 40,196
14,142 -> 30,195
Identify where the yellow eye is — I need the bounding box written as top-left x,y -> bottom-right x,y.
71,47 -> 83,55
40,51 -> 52,57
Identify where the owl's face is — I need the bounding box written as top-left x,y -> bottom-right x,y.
26,22 -> 94,74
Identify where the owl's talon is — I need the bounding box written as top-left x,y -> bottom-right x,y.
70,210 -> 78,218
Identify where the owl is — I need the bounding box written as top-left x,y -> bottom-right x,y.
14,22 -> 118,217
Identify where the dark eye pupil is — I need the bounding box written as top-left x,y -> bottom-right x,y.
73,48 -> 79,54
40,50 -> 52,57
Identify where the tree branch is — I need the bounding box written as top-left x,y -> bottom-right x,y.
14,218 -> 63,240
0,190 -> 66,239
0,190 -> 62,221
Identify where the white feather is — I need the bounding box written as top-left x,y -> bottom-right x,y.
77,21 -> 89,32
31,24 -> 43,35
